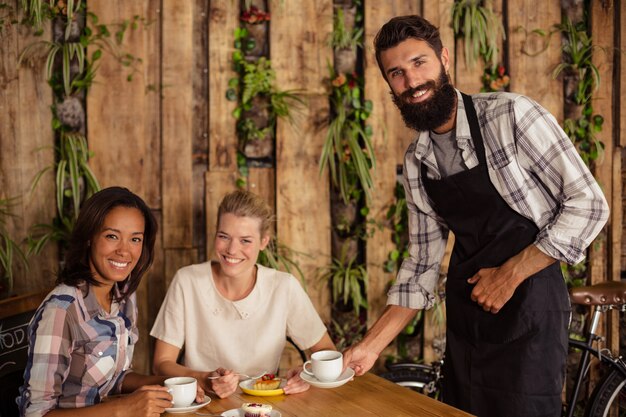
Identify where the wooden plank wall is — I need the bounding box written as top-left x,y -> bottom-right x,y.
0,5 -> 57,295
272,0 -> 333,322
1,0 -> 623,376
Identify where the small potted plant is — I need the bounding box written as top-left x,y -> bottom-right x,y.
240,5 -> 271,58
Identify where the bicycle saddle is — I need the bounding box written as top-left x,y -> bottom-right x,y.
569,281 -> 626,306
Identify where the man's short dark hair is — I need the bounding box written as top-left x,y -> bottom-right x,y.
374,15 -> 443,80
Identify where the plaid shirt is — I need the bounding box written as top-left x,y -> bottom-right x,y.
388,90 -> 609,310
18,283 -> 138,417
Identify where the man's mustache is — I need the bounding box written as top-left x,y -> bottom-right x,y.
399,80 -> 437,101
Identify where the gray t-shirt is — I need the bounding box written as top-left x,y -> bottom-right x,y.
430,128 -> 467,177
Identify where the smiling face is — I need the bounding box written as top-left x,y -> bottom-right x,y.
214,212 -> 270,280
89,206 -> 145,288
380,38 -> 457,132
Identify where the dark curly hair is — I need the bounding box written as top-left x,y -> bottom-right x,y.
374,15 -> 443,80
57,186 -> 158,302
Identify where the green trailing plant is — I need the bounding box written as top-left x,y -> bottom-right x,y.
258,237 -> 308,289
0,198 -> 29,296
328,315 -> 366,351
28,131 -> 101,254
452,0 -> 504,70
226,26 -> 303,186
320,68 -> 375,204
329,6 -> 362,51
552,16 -> 604,166
383,181 -> 409,273
19,10 -> 144,97
319,244 -> 368,315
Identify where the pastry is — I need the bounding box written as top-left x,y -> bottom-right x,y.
241,402 -> 272,417
252,373 -> 281,390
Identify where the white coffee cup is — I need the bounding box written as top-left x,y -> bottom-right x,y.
303,350 -> 343,382
164,376 -> 197,408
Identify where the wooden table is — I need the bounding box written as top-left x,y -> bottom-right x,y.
164,372 -> 474,417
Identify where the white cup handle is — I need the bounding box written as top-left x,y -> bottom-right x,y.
303,360 -> 314,376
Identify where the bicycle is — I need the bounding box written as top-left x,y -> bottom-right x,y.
380,281 -> 626,417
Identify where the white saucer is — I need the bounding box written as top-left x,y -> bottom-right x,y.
164,396 -> 211,414
221,408 -> 282,417
299,367 -> 355,389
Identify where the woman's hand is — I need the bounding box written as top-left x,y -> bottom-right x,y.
115,385 -> 172,417
207,368 -> 239,398
282,367 -> 310,395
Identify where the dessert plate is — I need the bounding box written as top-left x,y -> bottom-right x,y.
164,395 -> 211,414
299,367 -> 355,389
239,378 -> 285,396
221,409 -> 282,417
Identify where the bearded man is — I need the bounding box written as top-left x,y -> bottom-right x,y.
343,15 -> 609,417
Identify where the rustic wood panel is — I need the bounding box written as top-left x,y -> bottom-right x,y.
272,0 -> 332,321
205,171 -> 238,260
248,167 -> 276,217
208,1 -> 238,172
275,95 -> 331,322
622,5 -> 626,149
162,0 -> 194,248
588,0 -> 615,289
508,0 -> 562,118
0,12 -> 57,294
609,151 -> 622,352
363,1 -> 420,330
269,0 -> 333,93
192,0 -> 209,257
164,248 -> 198,290
423,0 -> 455,82
87,1 -> 159,205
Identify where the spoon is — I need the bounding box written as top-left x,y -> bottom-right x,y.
206,371 -> 268,380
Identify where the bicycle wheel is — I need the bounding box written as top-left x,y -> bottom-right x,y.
584,368 -> 626,417
379,364 -> 439,397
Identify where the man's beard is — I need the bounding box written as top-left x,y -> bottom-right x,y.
391,67 -> 456,132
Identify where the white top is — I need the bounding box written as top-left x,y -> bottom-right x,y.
150,262 -> 327,375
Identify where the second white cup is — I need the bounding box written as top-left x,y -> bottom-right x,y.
164,376 -> 196,408
303,350 -> 343,382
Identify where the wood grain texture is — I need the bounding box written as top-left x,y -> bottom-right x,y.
363,1 -> 420,329
161,0 -> 194,248
423,0 -> 456,82
508,0 -> 563,118
208,1 -> 238,171
0,11 -> 57,294
167,372 -> 476,417
247,167 -> 276,218
588,0 -> 614,288
87,0 -> 159,204
275,95 -> 331,322
269,0 -> 333,93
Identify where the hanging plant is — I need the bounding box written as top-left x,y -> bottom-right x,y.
226,27 -> 302,164
451,0 -> 504,70
319,68 -> 374,204
0,198 -> 29,298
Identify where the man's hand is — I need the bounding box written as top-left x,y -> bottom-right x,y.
468,245 -> 556,314
468,266 -> 519,314
342,343 -> 379,376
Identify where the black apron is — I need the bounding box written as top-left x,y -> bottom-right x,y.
421,93 -> 570,417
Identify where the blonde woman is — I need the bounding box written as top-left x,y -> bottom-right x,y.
151,190 -> 335,398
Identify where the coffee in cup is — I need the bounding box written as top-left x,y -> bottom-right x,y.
303,350 -> 343,382
164,376 -> 197,408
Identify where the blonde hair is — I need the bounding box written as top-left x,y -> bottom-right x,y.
217,190 -> 274,237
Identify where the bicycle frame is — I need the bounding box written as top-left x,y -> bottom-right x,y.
564,305 -> 626,417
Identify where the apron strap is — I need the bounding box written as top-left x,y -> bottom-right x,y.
460,93 -> 487,167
